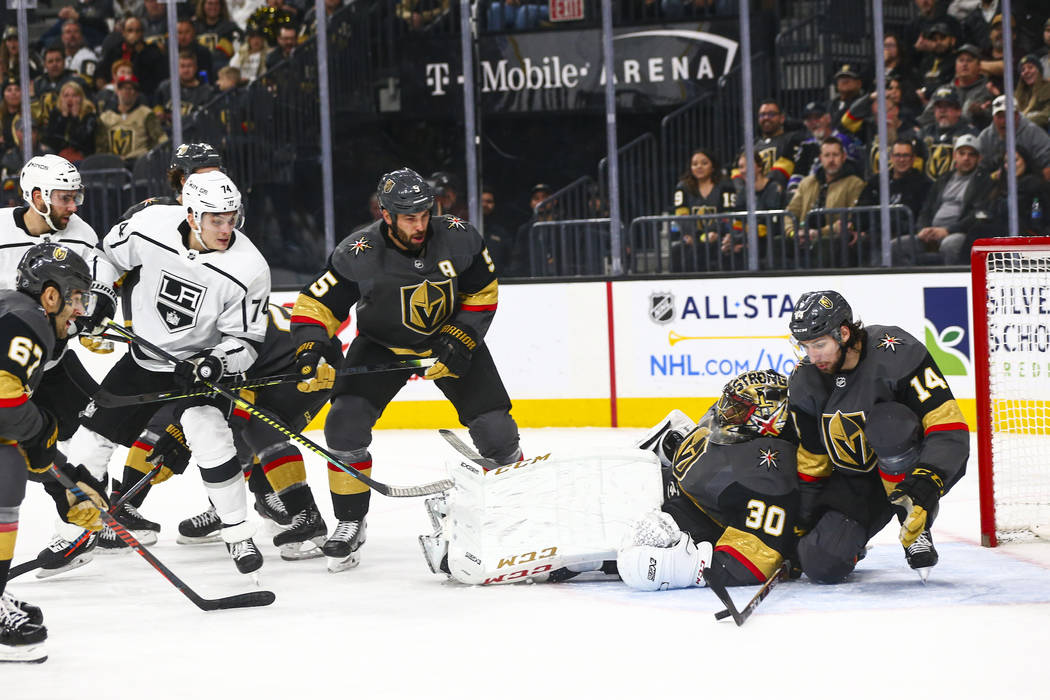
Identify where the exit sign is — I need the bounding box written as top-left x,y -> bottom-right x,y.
550,0 -> 584,22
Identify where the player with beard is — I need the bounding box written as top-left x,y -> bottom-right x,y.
787,290 -> 969,583
291,167 -> 522,572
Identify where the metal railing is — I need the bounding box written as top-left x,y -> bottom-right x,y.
533,175 -> 600,222
787,203 -> 915,268
598,133 -> 659,226
79,169 -> 139,236
527,218 -> 615,277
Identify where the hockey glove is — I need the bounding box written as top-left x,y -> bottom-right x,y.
148,423 -> 191,484
78,281 -> 117,336
23,409 -> 59,481
889,466 -> 945,548
425,324 -> 477,380
294,339 -> 341,392
79,334 -> 114,354
43,464 -> 108,532
173,352 -> 224,390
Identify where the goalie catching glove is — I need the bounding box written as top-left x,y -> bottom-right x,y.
23,409 -> 59,481
42,464 -> 109,531
425,324 -> 477,380
147,423 -> 191,484
889,466 -> 944,548
293,339 -> 340,393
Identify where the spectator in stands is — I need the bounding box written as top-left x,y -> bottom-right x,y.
793,101 -> 862,191
60,21 -> 100,84
137,0 -> 169,40
216,65 -> 241,91
884,32 -> 912,80
154,49 -> 219,128
0,78 -> 23,150
194,0 -> 242,72
2,115 -> 53,186
95,58 -> 134,113
968,147 -> 1050,238
947,43 -> 995,128
97,16 -> 168,97
916,22 -> 959,100
724,150 -> 784,266
906,133 -> 989,264
1015,54 -> 1050,129
960,0 -> 1000,51
978,13 -> 1012,85
907,0 -> 961,59
854,137 -> 932,250
509,182 -> 554,277
302,0 -> 344,39
430,171 -> 470,220
669,147 -> 735,272
231,25 -> 269,82
38,0 -> 113,49
750,98 -> 803,190
977,95 -> 1050,178
784,136 -> 866,263
919,84 -> 979,181
96,74 -> 168,166
167,20 -> 215,84
1,26 -> 42,83
42,81 -> 97,162
481,186 -> 511,272
367,193 -> 382,221
400,0 -> 453,32
1038,19 -> 1050,78
828,63 -> 866,128
266,24 -> 299,71
247,1 -> 300,46
33,45 -> 91,119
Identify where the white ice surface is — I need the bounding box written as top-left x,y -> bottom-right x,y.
5,429 -> 1050,699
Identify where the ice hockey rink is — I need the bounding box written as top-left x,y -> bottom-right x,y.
5,428 -> 1050,699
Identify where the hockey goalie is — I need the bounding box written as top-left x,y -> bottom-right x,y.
419,369 -> 801,591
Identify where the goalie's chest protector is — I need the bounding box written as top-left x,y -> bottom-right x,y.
108,206 -> 267,369
0,208 -> 99,290
791,324 -> 925,473
676,435 -> 798,522
334,217 -> 481,350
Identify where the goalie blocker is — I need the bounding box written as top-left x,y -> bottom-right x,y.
421,369 -> 801,591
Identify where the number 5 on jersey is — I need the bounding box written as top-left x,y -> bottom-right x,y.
309,271 -> 338,297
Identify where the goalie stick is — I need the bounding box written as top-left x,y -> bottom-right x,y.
92,358 -> 437,408
104,322 -> 453,498
5,465 -> 162,582
48,465 -> 275,611
706,560 -> 789,626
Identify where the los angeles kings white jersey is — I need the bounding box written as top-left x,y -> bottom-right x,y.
0,207 -> 119,290
103,204 -> 271,372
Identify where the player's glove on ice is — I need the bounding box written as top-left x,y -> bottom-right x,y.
43,464 -> 109,532
148,423 -> 191,484
23,409 -> 59,481
425,324 -> 477,380
889,466 -> 944,548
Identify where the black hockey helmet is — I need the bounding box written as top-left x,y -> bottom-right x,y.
714,369 -> 790,440
377,168 -> 434,215
169,143 -> 224,193
16,242 -> 94,313
789,290 -> 853,342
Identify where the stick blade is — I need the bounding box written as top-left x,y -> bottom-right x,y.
201,590 -> 276,610
379,478 -> 455,498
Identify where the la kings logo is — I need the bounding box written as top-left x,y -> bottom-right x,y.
157,271 -> 206,332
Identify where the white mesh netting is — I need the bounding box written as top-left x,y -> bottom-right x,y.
984,250 -> 1050,541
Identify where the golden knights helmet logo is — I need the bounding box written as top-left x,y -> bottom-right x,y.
400,279 -> 453,334
821,410 -> 876,472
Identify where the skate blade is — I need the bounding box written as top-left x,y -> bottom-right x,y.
915,566 -> 933,583
35,554 -> 92,579
131,530 -> 158,546
175,533 -> 222,545
326,552 -> 361,573
278,536 -> 326,561
0,642 -> 47,664
249,572 -> 261,586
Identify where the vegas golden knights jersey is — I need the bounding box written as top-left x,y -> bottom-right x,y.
291,215 -> 498,354
671,424 -> 799,581
0,290 -> 56,442
788,324 -> 969,494
919,122 -> 978,181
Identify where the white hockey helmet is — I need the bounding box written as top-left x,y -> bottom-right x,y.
20,154 -> 84,231
183,170 -> 243,229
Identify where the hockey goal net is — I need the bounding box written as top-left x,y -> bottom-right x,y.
972,237 -> 1050,546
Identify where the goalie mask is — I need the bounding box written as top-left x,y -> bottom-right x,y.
20,154 -> 84,232
789,290 -> 852,343
183,171 -> 243,249
713,370 -> 790,441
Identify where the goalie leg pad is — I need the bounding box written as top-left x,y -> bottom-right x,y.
180,406 -> 237,469
65,427 -> 117,481
466,409 -> 522,467
617,536 -> 712,591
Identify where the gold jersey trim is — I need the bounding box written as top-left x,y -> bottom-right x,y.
292,295 -> 342,337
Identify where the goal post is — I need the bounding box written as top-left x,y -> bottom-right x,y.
971,237 -> 1050,547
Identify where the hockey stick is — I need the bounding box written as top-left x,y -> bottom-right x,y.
104,322 -> 453,498
5,465 -> 163,582
706,560 -> 789,626
92,358 -> 437,408
438,429 -> 500,469
47,465 -> 275,611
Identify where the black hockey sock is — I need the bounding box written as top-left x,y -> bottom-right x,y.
247,461 -> 272,495
280,484 -> 314,516
331,491 -> 370,522
0,558 -> 10,594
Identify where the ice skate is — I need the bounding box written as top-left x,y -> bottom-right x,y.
112,501 -> 161,535
322,518 -> 366,573
222,522 -> 263,577
273,504 -> 327,561
177,505 -> 222,544
418,533 -> 449,575
253,490 -> 291,527
96,523 -> 133,552
1,591 -> 43,626
904,529 -> 938,583
0,593 -> 47,663
35,529 -> 98,578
